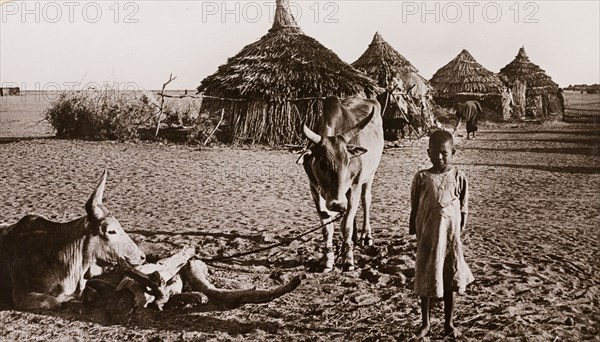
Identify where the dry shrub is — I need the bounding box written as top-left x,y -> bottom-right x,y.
44,86 -> 154,140
161,97 -> 202,127
187,111 -> 230,145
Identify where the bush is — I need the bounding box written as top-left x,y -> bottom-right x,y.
44,87 -> 155,140
161,97 -> 202,127
187,111 -> 229,145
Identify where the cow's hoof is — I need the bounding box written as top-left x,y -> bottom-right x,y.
342,264 -> 355,272
321,259 -> 335,273
322,265 -> 334,273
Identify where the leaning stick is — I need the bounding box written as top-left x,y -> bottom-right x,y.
203,108 -> 225,146
155,73 -> 177,138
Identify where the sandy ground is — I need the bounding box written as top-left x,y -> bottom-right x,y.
0,120 -> 599,341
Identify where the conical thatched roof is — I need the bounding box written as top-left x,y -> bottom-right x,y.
196,0 -> 379,145
351,32 -> 435,135
499,47 -> 559,90
198,8 -> 377,100
352,32 -> 430,92
430,49 -> 503,97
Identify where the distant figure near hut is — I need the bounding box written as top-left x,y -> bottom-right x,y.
453,101 -> 482,139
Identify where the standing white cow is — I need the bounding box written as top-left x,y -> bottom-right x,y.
0,170 -> 146,310
297,96 -> 384,272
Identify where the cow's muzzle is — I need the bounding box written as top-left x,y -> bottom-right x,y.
327,200 -> 347,213
126,252 -> 146,266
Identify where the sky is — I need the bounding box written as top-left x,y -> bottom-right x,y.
1,0 -> 599,91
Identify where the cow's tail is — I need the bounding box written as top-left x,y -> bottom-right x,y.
475,101 -> 483,113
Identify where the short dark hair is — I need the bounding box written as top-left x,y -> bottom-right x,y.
429,129 -> 454,147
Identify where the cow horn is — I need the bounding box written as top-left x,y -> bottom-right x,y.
86,169 -> 108,220
340,107 -> 376,143
302,125 -> 322,144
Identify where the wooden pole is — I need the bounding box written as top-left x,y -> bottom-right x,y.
155,74 -> 177,139
203,109 -> 225,146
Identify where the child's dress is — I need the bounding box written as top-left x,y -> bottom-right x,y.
411,167 -> 474,298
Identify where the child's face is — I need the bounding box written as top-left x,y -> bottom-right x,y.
427,140 -> 455,172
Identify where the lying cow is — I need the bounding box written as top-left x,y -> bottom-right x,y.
297,96 -> 384,272
0,170 -> 146,310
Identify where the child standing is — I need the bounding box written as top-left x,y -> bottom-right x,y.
409,129 -> 474,339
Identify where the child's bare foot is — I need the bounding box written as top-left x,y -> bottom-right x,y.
444,325 -> 460,340
415,324 -> 430,338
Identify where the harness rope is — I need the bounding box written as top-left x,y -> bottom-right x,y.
203,214 -> 342,263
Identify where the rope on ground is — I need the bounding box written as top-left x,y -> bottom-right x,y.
203,214 -> 342,263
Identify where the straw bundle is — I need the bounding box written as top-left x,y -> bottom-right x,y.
197,0 -> 379,145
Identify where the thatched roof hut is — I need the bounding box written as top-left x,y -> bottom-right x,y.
429,49 -> 505,119
197,0 -> 379,145
351,32 -> 435,138
352,32 -> 430,94
430,49 -> 503,97
499,47 -> 563,119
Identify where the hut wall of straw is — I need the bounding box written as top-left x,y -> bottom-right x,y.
511,79 -> 527,117
434,93 -> 503,121
200,97 -> 331,145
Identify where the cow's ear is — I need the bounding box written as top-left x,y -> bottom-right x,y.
347,145 -> 368,158
296,150 -> 312,164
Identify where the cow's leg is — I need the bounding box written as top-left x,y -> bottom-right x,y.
360,178 -> 374,246
12,290 -> 61,311
341,187 -> 361,271
310,185 -> 335,272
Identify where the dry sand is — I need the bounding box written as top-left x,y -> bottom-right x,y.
0,122 -> 599,341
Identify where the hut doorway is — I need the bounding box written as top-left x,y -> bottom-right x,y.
378,87 -> 432,140
526,94 -> 543,119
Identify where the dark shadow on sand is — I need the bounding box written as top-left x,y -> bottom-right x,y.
479,130 -> 600,136
463,146 -> 600,156
0,136 -> 56,144
128,229 -> 264,243
475,137 -> 600,145
472,163 -> 600,174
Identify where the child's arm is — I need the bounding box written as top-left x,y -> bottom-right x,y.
459,172 -> 469,231
409,173 -> 420,235
409,207 -> 418,235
